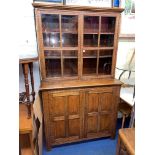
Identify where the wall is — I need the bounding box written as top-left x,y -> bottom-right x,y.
19,0 -> 40,93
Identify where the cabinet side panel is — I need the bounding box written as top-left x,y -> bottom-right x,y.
35,9 -> 46,79
42,91 -> 51,149
111,86 -> 121,138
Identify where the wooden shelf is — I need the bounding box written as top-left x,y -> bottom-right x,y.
44,47 -> 78,50
62,31 -> 78,34
43,31 -> 60,33
84,31 -> 99,34
83,47 -> 114,50
100,32 -> 114,35
99,55 -> 112,58
45,56 -> 78,59
45,56 -> 61,59
83,56 -> 97,58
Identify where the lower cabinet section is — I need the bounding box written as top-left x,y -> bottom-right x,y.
41,86 -> 120,150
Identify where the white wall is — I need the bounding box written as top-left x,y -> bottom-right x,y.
19,0 -> 40,93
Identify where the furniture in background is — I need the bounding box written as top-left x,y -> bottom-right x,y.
33,2 -> 124,150
19,57 -> 38,118
116,128 -> 135,155
119,98 -> 132,128
19,104 -> 34,155
116,49 -> 135,128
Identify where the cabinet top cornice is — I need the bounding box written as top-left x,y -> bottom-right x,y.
32,2 -> 124,13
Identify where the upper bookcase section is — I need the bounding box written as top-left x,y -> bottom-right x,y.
32,2 -> 124,13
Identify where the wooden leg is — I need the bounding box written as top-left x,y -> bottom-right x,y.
121,114 -> 126,128
29,62 -> 35,103
19,140 -> 22,155
116,135 -> 121,155
22,63 -> 31,118
29,131 -> 34,155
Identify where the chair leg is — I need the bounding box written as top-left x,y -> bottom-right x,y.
29,131 -> 34,155
116,134 -> 121,155
121,114 -> 126,128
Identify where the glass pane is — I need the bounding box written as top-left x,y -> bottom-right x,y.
98,50 -> 113,75
41,14 -> 59,32
84,34 -> 98,47
100,34 -> 114,47
83,50 -> 97,75
84,16 -> 99,33
43,33 -> 60,47
62,15 -> 78,33
63,51 -> 78,76
41,14 -> 60,47
62,33 -> 78,47
101,17 -> 116,33
45,50 -> 61,77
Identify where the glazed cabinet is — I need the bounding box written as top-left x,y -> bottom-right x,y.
33,3 -> 123,150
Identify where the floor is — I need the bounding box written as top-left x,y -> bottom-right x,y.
43,118 -> 130,155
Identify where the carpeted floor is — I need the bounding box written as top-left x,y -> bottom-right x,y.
43,118 -> 130,155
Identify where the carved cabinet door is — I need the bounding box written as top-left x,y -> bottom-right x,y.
49,90 -> 83,145
84,87 -> 115,138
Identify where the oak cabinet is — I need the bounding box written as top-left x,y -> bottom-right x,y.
33,2 -> 123,150
41,85 -> 120,149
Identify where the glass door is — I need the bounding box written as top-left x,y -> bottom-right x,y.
41,13 -> 79,79
82,15 -> 116,77
83,16 -> 99,76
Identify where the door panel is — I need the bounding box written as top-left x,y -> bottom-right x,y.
50,90 -> 82,143
69,118 -> 80,136
53,120 -> 65,139
88,93 -> 99,113
85,88 -> 114,138
51,96 -> 65,116
100,92 -> 113,112
68,95 -> 80,115
87,116 -> 98,133
100,114 -> 112,131
68,93 -> 81,138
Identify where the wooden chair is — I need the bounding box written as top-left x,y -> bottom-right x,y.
116,128 -> 135,155
19,104 -> 34,155
116,102 -> 135,155
119,99 -> 132,128
116,49 -> 135,128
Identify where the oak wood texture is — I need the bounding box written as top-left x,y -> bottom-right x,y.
116,128 -> 135,155
40,78 -> 122,90
32,2 -> 124,13
42,85 -> 121,149
33,3 -> 123,150
19,57 -> 38,64
19,104 -> 34,155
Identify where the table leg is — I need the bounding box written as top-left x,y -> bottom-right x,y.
29,62 -> 35,102
22,63 -> 31,118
